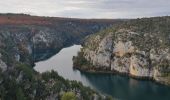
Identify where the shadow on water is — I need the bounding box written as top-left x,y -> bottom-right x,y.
79,71 -> 170,100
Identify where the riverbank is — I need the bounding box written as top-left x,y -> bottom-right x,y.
73,64 -> 170,87
35,45 -> 170,100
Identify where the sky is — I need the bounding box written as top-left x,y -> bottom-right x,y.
0,0 -> 170,19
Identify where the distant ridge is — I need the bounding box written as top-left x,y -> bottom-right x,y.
0,13 -> 123,25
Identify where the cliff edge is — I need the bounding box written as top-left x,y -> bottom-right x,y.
73,16 -> 170,85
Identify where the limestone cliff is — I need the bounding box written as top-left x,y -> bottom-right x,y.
0,53 -> 7,72
0,14 -> 123,62
73,16 -> 170,85
0,14 -> 118,100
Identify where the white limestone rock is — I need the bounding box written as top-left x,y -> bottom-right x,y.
0,53 -> 7,72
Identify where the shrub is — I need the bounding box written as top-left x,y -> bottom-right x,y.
61,92 -> 77,100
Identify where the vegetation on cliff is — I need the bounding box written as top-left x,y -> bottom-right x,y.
0,13 -> 124,61
73,16 -> 170,85
73,51 -> 92,70
0,14 -> 118,100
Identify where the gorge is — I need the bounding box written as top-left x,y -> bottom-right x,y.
0,14 -> 119,100
35,45 -> 170,100
0,14 -> 170,100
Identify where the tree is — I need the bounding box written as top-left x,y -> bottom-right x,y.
16,87 -> 26,100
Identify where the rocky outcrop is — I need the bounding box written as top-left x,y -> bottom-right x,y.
0,14 -> 122,99
73,16 -> 170,85
0,14 -> 124,62
0,53 -> 7,72
0,13 -> 124,69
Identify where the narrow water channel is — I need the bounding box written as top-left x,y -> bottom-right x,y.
34,45 -> 170,100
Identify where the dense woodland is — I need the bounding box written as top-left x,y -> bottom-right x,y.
0,62 -> 113,100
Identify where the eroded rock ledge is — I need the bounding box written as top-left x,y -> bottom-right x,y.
73,27 -> 170,85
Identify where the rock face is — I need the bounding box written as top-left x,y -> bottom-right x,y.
0,14 -> 117,100
0,53 -> 7,72
0,14 -> 123,62
84,34 -> 113,69
0,13 -> 124,71
73,16 -> 170,85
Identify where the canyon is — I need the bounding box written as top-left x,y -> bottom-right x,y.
0,14 -> 121,100
1,14 -> 170,99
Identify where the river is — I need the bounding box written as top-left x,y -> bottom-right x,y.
34,45 -> 170,100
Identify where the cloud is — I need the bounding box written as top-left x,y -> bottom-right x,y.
0,0 -> 170,18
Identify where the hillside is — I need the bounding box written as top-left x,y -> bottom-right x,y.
0,13 -> 123,62
73,16 -> 170,85
0,14 -> 123,100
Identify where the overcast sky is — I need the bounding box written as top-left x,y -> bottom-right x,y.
0,0 -> 170,18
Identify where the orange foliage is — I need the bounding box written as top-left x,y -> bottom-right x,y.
0,15 -> 52,25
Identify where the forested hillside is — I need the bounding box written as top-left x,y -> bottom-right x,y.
0,14 -> 123,100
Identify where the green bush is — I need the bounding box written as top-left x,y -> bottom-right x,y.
16,87 -> 26,100
61,92 -> 77,100
16,63 -> 34,80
